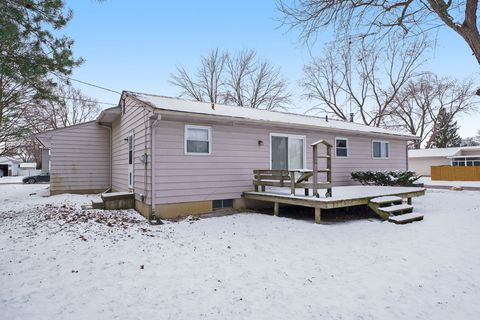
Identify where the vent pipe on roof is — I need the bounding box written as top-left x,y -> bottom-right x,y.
211,103 -> 215,110
325,115 -> 328,122
349,113 -> 354,122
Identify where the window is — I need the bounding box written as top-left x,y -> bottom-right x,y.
213,199 -> 234,209
335,138 -> 348,158
185,125 -> 211,155
372,141 -> 389,159
452,157 -> 480,166
270,134 -> 305,170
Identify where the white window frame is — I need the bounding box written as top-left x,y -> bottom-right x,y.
372,140 -> 390,159
335,137 -> 349,158
184,125 -> 212,155
269,133 -> 307,170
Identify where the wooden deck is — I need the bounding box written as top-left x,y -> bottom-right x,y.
242,186 -> 426,224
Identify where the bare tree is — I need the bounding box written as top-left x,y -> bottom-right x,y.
277,0 -> 480,65
170,49 -> 228,103
385,73 -> 478,148
11,84 -> 101,162
36,85 -> 101,129
301,36 -> 427,126
461,129 -> 480,145
170,49 -> 291,110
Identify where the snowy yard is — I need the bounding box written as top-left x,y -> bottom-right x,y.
1,185 -> 480,320
418,177 -> 480,189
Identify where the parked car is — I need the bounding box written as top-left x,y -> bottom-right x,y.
23,172 -> 50,184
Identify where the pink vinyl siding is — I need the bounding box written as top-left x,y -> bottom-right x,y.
111,97 -> 154,204
50,122 -> 110,194
154,121 -> 407,205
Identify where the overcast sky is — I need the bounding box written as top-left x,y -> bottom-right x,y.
64,0 -> 479,137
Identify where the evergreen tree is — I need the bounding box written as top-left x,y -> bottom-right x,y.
430,108 -> 462,148
0,0 -> 82,155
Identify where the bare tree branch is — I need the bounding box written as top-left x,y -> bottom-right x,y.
169,49 -> 291,110
301,36 -> 427,126
278,0 -> 480,64
385,73 -> 479,148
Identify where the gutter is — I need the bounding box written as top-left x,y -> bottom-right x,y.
154,109 -> 419,141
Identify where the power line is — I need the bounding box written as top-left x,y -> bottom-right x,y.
54,73 -> 122,95
63,97 -> 117,106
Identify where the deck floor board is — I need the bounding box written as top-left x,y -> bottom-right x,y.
243,186 -> 426,209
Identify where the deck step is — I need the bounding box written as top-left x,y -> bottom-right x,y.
378,203 -> 413,214
369,196 -> 403,205
388,212 -> 424,224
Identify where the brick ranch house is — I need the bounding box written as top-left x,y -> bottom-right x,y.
36,91 -> 415,219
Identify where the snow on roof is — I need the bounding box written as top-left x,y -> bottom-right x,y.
0,156 -> 21,163
408,146 -> 480,158
129,92 -> 416,139
19,163 -> 37,168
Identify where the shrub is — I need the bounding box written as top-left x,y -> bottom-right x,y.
351,170 -> 421,186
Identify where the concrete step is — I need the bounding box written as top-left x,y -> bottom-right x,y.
369,196 -> 403,205
91,200 -> 104,209
101,192 -> 135,210
378,203 -> 413,214
388,212 -> 424,224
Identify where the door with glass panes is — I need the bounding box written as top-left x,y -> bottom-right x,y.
270,134 -> 305,170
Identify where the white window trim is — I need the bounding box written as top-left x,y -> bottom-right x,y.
372,140 -> 390,159
184,125 -> 212,155
269,133 -> 307,170
335,137 -> 349,158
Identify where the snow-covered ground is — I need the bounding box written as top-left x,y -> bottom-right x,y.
418,177 -> 480,188
0,176 -> 24,184
1,185 -> 480,320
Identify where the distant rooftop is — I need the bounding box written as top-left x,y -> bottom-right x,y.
126,91 -> 416,139
408,146 -> 480,158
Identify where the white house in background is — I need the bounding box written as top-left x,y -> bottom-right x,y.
0,157 -> 20,177
408,146 -> 480,176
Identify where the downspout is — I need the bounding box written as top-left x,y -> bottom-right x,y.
98,123 -> 112,193
406,143 -> 409,171
149,113 -> 159,219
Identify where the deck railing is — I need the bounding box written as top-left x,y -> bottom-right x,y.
253,169 -> 331,196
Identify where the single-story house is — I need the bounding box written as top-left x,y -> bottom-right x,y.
408,146 -> 480,176
36,91 -> 416,219
0,157 -> 20,177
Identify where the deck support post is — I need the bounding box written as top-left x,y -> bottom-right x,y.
407,197 -> 412,205
290,170 -> 296,195
274,202 -> 279,217
314,207 -> 321,224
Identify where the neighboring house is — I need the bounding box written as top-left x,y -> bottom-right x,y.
409,146 -> 480,176
0,157 -> 20,177
18,162 -> 41,176
36,91 -> 416,219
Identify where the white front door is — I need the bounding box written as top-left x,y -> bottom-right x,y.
128,132 -> 134,190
